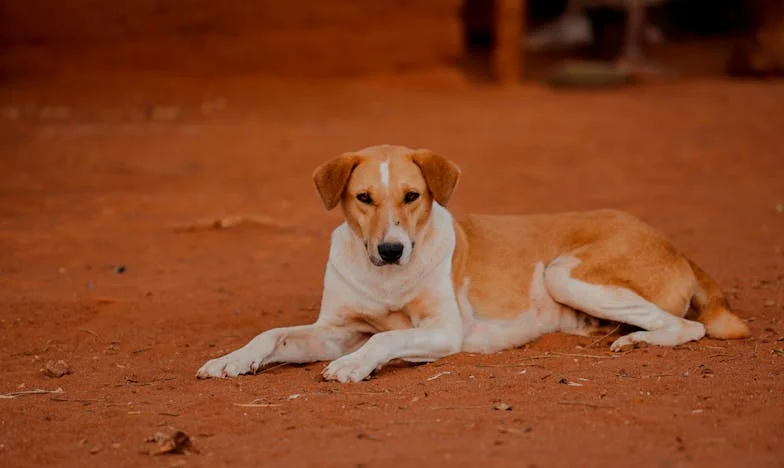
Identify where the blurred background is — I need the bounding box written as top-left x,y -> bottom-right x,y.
0,2 -> 782,467
0,0 -> 782,80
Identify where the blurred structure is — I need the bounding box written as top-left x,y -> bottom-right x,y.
0,1 -> 463,77
494,0 -> 526,83
527,0 -> 667,75
0,0 -> 772,82
728,0 -> 784,77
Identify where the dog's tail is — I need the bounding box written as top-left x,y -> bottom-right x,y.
688,259 -> 750,339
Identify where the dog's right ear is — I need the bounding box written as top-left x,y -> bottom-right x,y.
312,153 -> 363,210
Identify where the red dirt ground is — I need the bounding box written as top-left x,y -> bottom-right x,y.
0,69 -> 783,467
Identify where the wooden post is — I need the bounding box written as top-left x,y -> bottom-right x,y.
493,0 -> 525,84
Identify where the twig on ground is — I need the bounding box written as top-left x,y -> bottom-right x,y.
518,355 -> 559,361
497,425 -> 533,434
50,397 -> 104,404
586,325 -> 621,348
558,400 -> 605,409
1,387 -> 64,399
718,356 -> 744,363
254,363 -> 288,375
79,329 -> 99,338
476,355 -> 557,368
549,352 -> 617,359
429,405 -> 489,410
475,363 -> 520,368
173,215 -> 326,237
426,371 -> 451,381
232,403 -> 282,408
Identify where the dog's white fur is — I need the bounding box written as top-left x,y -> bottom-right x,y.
197,145 -> 748,383
544,255 -> 706,351
198,203 -> 461,382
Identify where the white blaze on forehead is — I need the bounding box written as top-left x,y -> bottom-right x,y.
379,160 -> 390,189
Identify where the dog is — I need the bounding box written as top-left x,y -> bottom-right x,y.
197,144 -> 750,383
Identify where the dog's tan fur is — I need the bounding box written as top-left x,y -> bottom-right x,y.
453,210 -> 749,339
456,211 -> 688,319
197,144 -> 749,382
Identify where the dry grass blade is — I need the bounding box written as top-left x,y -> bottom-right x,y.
586,324 -> 621,348
498,425 -> 533,434
254,363 -> 288,375
429,405 -> 489,410
1,387 -> 64,399
173,214 -> 325,236
426,371 -> 451,381
558,400 -> 604,409
549,352 -> 617,359
232,403 -> 282,408
517,355 -> 559,361
476,355 -> 556,368
79,329 -> 100,338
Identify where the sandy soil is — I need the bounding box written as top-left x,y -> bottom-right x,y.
0,69 -> 783,467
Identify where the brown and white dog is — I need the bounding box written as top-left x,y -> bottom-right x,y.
197,144 -> 750,383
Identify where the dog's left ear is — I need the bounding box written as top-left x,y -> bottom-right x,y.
411,149 -> 461,206
312,153 -> 363,210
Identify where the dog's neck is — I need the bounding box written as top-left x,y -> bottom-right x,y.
326,202 -> 456,312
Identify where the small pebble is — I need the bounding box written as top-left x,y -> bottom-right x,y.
41,360 -> 72,378
763,299 -> 776,308
114,265 -> 126,274
493,402 -> 512,411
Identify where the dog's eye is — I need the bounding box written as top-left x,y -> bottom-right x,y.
403,191 -> 420,204
356,193 -> 373,204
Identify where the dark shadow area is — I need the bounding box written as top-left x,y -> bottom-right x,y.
458,0 -> 759,83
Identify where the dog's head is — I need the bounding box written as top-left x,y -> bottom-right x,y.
313,145 -> 460,267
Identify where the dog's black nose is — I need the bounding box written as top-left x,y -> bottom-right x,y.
377,242 -> 404,263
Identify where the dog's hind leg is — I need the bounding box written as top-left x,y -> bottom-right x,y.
197,325 -> 367,378
544,254 -> 705,351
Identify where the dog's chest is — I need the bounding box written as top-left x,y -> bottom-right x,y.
345,269 -> 428,312
345,308 -> 414,333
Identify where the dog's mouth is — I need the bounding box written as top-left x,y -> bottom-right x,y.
370,256 -> 397,267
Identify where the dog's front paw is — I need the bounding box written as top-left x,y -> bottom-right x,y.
322,354 -> 376,383
196,350 -> 261,379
